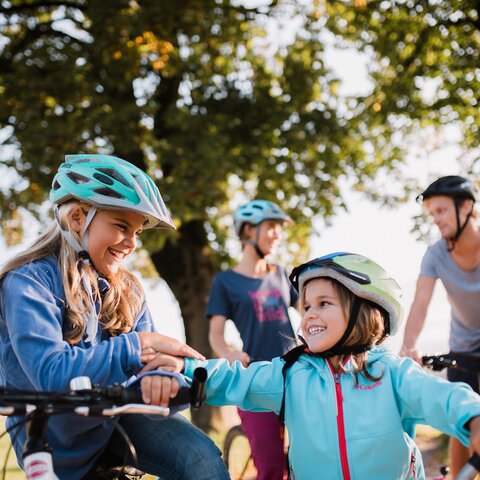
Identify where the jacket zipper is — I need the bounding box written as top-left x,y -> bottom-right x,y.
404,452 -> 416,480
330,365 -> 351,480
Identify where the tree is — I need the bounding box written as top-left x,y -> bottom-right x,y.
1,0 -> 406,428
325,0 -> 480,182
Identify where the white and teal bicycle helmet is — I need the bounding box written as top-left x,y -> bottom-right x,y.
50,154 -> 175,229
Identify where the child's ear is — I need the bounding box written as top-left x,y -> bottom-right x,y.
66,204 -> 87,233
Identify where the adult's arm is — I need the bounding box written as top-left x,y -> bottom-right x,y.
209,314 -> 250,366
400,275 -> 436,361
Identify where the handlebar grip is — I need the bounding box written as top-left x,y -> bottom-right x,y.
118,367 -> 207,408
468,453 -> 480,471
190,367 -> 207,409
456,453 -> 480,480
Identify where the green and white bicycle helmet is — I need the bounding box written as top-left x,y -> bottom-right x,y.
290,252 -> 403,336
50,154 -> 175,230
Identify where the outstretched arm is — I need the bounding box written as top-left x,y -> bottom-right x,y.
400,275 -> 436,363
184,356 -> 285,413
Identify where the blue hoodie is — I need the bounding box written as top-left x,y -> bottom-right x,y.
185,348 -> 480,480
0,256 -> 153,480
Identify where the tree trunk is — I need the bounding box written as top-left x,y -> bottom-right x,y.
151,219 -> 217,431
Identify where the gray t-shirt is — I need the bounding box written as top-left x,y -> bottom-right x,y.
421,239 -> 480,351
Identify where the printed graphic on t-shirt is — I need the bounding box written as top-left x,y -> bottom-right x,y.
248,289 -> 288,323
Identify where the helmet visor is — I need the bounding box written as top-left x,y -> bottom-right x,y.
289,254 -> 371,291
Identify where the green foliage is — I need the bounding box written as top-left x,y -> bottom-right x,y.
325,0 -> 480,174
0,0 -> 407,263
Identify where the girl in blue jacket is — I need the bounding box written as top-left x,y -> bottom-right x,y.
182,252 -> 480,479
0,155 -> 229,480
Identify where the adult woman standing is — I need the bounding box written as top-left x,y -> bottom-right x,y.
207,200 -> 297,480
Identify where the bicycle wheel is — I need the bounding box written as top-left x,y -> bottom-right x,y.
223,425 -> 257,480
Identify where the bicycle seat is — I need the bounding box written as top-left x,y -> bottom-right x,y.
96,464 -> 145,479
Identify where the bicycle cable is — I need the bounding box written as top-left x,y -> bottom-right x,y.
104,416 -> 140,474
1,417 -> 28,480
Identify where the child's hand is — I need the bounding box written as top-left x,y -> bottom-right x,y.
225,350 -> 251,367
140,373 -> 180,407
138,332 -> 205,360
469,416 -> 480,454
140,353 -> 185,374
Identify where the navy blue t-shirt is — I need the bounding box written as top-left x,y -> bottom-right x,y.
206,266 -> 297,360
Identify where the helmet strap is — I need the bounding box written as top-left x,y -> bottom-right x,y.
448,199 -> 473,252
241,225 -> 266,259
54,205 -> 97,262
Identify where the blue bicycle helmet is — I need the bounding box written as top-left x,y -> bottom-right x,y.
233,200 -> 290,236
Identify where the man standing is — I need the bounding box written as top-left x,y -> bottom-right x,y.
402,175 -> 480,478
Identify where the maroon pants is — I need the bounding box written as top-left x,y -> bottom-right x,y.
237,409 -> 287,480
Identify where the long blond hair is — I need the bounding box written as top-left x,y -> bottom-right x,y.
300,278 -> 386,381
0,202 -> 144,344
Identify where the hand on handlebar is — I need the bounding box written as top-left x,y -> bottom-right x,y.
400,347 -> 423,365
138,332 -> 205,361
140,373 -> 180,407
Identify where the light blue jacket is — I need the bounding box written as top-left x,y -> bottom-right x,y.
185,347 -> 480,480
0,256 -> 153,480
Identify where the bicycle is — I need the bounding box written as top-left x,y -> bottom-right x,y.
0,367 -> 207,480
222,414 -> 288,480
422,352 -> 480,480
222,423 -> 257,480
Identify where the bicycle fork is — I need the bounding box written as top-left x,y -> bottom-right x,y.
22,411 -> 59,480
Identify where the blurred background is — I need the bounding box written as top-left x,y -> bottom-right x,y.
1,0 -> 478,436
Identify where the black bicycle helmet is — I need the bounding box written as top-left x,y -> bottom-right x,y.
416,175 -> 476,203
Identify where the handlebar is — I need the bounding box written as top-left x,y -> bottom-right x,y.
0,367 -> 208,418
456,453 -> 480,480
421,352 -> 480,373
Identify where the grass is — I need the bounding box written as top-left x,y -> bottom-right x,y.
0,416 -> 23,480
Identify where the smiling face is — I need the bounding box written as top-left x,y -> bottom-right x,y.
85,209 -> 145,276
300,278 -> 348,354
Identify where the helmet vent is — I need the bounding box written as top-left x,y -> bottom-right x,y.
97,168 -> 130,187
93,172 -> 114,186
71,158 -> 92,164
67,172 -> 90,184
52,180 -> 61,190
93,187 -> 124,199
